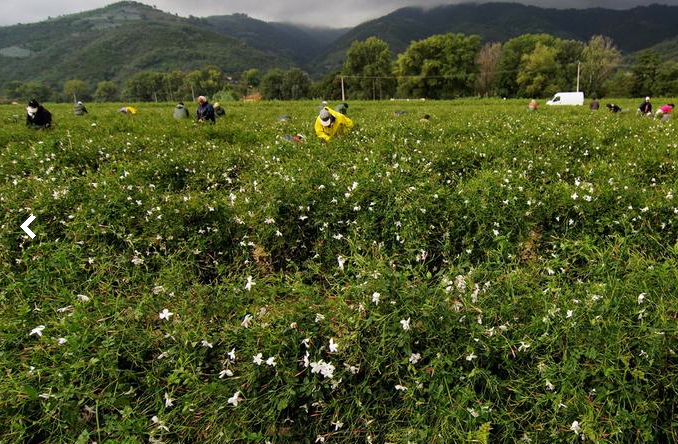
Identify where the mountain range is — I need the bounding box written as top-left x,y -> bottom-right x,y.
1,1 -> 677,88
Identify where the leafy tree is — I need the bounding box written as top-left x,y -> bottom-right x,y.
261,68 -> 285,100
342,37 -> 395,100
395,33 -> 481,99
184,66 -> 225,99
14,81 -> 54,102
123,71 -> 167,101
581,36 -> 622,97
517,43 -> 561,97
94,81 -> 119,102
653,61 -> 678,96
282,68 -> 311,100
310,71 -> 343,101
602,70 -> 634,97
631,49 -> 660,97
63,79 -> 90,102
243,69 -> 261,88
495,34 -> 560,97
476,42 -> 502,97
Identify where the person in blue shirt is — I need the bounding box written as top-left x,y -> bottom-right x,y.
196,96 -> 215,123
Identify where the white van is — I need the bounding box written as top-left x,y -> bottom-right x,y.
546,92 -> 584,106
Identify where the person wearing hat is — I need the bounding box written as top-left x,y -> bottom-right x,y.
196,96 -> 215,123
315,106 -> 353,142
73,101 -> 88,116
173,102 -> 189,119
637,97 -> 652,116
26,99 -> 52,128
214,102 -> 226,117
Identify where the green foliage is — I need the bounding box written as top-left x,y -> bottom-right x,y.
602,71 -> 634,97
653,61 -> 678,96
342,37 -> 395,100
62,79 -> 91,102
3,99 -> 678,443
261,68 -> 312,100
395,33 -> 481,99
631,50 -> 661,97
581,35 -> 622,97
261,68 -> 285,100
94,81 -> 120,102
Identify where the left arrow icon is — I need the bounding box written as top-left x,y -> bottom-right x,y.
21,214 -> 36,239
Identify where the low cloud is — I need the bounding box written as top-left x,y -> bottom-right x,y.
0,0 -> 675,27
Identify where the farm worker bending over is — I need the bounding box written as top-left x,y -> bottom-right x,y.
655,103 -> 674,120
315,107 -> 353,142
637,97 -> 652,116
26,99 -> 52,128
528,99 -> 538,111
196,96 -> 215,123
73,101 -> 88,116
174,102 -> 189,119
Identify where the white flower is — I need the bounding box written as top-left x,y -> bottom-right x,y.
331,420 -> 344,431
151,416 -> 169,432
329,338 -> 339,353
337,255 -> 346,271
201,340 -> 213,348
400,317 -> 411,331
57,337 -> 68,345
152,286 -> 165,294
158,308 -> 173,320
570,420 -> 581,435
310,360 -> 335,379
164,393 -> 174,408
245,276 -> 255,291
545,380 -> 555,391
227,391 -> 242,407
638,293 -> 646,304
571,192 -> 578,200
409,353 -> 421,364
131,256 -> 144,266
29,325 -> 45,337
219,369 -> 234,378
518,341 -> 531,352
253,353 -> 263,365
467,408 -> 479,418
566,310 -> 574,319
466,352 -> 477,361
344,363 -> 359,374
372,292 -> 380,305
76,294 -> 90,302
241,314 -> 253,328
493,229 -> 499,236
314,313 -> 325,323
228,348 -> 236,362
266,356 -> 276,367
315,436 -> 325,443
394,384 -> 407,392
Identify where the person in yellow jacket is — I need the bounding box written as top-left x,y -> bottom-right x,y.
315,106 -> 353,142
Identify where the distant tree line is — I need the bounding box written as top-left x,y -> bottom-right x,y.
2,32 -> 677,102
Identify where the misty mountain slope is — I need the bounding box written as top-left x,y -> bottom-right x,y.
310,2 -> 678,73
203,14 -> 349,65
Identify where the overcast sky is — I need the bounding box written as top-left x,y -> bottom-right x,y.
1,0 -> 677,27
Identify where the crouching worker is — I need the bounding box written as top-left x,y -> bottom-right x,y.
73,101 -> 88,116
196,96 -> 215,123
315,106 -> 353,142
174,102 -> 189,119
26,99 -> 52,128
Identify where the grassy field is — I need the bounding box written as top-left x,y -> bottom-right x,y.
1,99 -> 677,443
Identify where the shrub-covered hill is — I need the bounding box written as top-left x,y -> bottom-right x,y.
0,2 -> 291,86
1,100 -> 678,442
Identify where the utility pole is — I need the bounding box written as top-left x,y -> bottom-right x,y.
576,61 -> 581,92
340,76 -> 345,101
